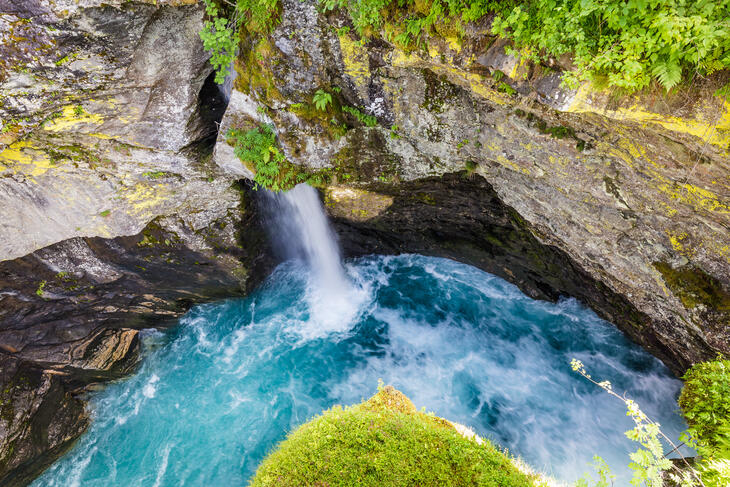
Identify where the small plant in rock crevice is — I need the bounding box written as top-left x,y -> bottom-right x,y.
313,89 -> 333,112
227,123 -> 334,191
342,105 -> 377,127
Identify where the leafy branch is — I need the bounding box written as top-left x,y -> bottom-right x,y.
571,359 -> 706,487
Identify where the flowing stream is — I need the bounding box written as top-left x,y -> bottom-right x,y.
33,184 -> 687,486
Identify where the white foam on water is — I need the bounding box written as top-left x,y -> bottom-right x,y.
142,374 -> 160,399
30,254 -> 687,487
67,446 -> 96,487
152,444 -> 171,487
265,183 -> 369,339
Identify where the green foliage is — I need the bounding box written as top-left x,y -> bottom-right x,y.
203,0 -> 728,92
227,124 -> 334,191
322,0 -> 729,93
200,0 -> 238,84
680,359 -> 730,455
313,89 -> 333,111
575,456 -> 615,487
250,386 -> 536,487
490,0 -> 730,92
342,105 -> 378,127
571,359 -> 703,487
35,280 -> 46,297
200,0 -> 280,84
227,124 -> 290,191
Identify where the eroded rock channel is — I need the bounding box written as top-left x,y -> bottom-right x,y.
1,0 -> 728,484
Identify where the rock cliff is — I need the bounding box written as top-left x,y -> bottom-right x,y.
214,0 -> 729,375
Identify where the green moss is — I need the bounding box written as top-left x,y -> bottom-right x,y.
234,38 -> 284,104
513,109 -> 590,150
250,386 -> 537,487
421,69 -> 461,114
653,262 -> 730,312
413,192 -> 437,205
286,91 -> 349,139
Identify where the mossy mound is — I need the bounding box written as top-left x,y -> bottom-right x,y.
249,386 -> 537,487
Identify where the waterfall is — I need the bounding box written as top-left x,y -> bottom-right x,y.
264,184 -> 348,289
264,183 -> 364,337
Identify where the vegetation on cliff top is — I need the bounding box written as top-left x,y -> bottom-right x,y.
678,359 -> 730,487
202,0 -> 729,93
249,385 -> 538,486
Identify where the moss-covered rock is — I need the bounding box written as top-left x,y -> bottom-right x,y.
250,386 -> 541,487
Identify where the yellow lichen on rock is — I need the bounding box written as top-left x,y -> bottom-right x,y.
0,140 -> 55,178
339,33 -> 371,97
120,182 -> 172,218
389,49 -> 513,106
658,182 -> 730,215
567,84 -> 730,150
43,105 -> 105,133
325,186 -> 393,221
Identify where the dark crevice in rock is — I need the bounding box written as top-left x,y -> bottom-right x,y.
195,68 -> 231,140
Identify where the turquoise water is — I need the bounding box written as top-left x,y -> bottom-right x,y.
33,254 -> 687,486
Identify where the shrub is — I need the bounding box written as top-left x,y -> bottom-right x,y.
250,385 -> 537,486
571,359 -> 703,487
680,359 -> 730,454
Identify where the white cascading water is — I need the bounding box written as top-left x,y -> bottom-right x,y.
264,183 -> 366,337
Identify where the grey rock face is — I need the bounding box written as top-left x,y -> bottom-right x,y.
216,0 -> 729,374
0,0 -> 234,262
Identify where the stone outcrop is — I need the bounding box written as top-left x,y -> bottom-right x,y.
0,0 -> 228,261
215,0 -> 729,375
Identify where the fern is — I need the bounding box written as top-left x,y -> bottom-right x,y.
652,60 -> 682,91
313,90 -> 333,112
